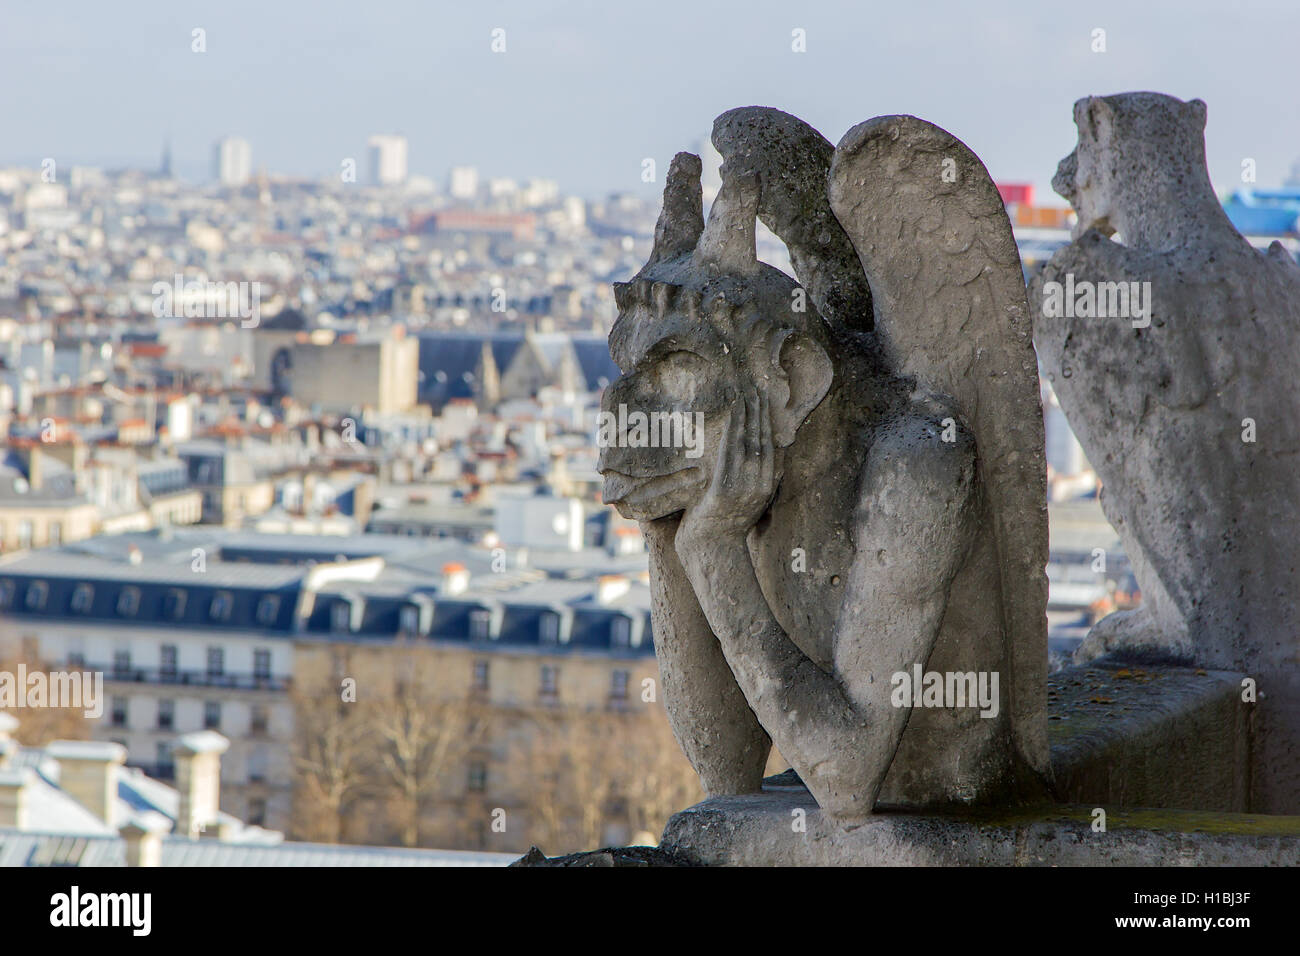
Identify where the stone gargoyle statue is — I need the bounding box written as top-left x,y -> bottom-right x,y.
1031,92 -> 1300,811
596,107 -> 1051,819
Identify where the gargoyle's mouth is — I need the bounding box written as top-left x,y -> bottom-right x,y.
601,467 -> 702,509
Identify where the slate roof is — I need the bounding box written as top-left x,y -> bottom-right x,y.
0,527 -> 654,653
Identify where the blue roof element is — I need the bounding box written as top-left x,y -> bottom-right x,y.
1222,188 -> 1300,236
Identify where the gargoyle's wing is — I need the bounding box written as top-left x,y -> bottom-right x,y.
829,115 -> 1050,777
711,107 -> 873,332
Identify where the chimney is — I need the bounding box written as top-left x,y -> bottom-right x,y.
441,562 -> 470,596
0,767 -> 34,828
45,740 -> 126,826
174,731 -> 229,839
121,811 -> 172,867
597,574 -> 630,605
0,713 -> 18,767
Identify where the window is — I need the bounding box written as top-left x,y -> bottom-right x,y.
160,644 -> 178,679
611,669 -> 630,700
206,646 -> 224,678
247,748 -> 267,784
112,650 -> 131,679
247,798 -> 266,827
116,587 -> 141,617
66,649 -> 85,668
163,588 -> 187,620
330,601 -> 352,634
25,580 -> 48,610
469,609 -> 491,641
253,649 -> 272,681
157,699 -> 174,731
539,612 -> 560,644
467,760 -> 488,792
48,522 -> 61,546
399,605 -> 420,635
110,697 -> 128,728
209,591 -> 233,621
540,665 -> 558,698
472,659 -> 490,693
70,584 -> 94,613
255,595 -> 279,626
17,521 -> 32,549
0,580 -> 14,609
611,617 -> 631,648
204,700 -> 221,730
156,741 -> 174,777
250,704 -> 270,736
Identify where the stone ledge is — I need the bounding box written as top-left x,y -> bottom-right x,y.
660,787 -> 1300,866
1047,660 -> 1252,811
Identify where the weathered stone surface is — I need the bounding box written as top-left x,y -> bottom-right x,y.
597,107 -> 1050,821
661,786 -> 1300,866
1030,92 -> 1300,812
1048,660 -> 1252,812
510,845 -> 695,867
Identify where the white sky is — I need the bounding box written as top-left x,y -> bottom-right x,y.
1,0 -> 1296,200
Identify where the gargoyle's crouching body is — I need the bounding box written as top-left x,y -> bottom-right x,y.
599,109 -> 1051,820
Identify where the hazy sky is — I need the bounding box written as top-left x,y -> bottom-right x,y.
2,0 -> 1297,200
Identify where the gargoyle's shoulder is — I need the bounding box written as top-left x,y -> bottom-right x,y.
857,392 -> 977,512
1038,229 -> 1141,285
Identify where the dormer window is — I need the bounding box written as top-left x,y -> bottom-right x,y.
117,587 -> 141,617
331,601 -> 353,633
611,617 -> 631,648
539,612 -> 560,644
256,595 -> 280,626
25,581 -> 48,610
469,609 -> 491,641
209,591 -> 233,621
0,580 -> 15,609
71,583 -> 94,613
399,605 -> 420,635
164,588 -> 187,620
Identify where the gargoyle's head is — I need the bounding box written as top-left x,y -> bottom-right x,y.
1054,92 -> 1209,241
597,154 -> 834,522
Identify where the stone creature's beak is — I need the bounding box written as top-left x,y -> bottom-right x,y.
1053,149 -> 1078,210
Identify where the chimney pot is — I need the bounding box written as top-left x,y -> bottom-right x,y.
0,767 -> 35,828
45,739 -> 126,827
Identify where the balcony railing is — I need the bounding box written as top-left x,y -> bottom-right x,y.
100,666 -> 291,692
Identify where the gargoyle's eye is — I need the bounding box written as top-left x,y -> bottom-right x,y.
642,349 -> 711,405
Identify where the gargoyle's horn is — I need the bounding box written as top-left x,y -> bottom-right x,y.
646,152 -> 705,267
692,168 -> 761,275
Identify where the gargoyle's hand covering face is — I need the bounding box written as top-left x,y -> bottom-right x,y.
597,146 -> 833,524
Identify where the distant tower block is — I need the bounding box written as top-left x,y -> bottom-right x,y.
213,136 -> 252,187
367,134 -> 409,186
448,165 -> 480,201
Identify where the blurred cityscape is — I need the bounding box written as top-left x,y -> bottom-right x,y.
2,132 -> 1298,864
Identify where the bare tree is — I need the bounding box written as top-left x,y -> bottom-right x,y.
290,677 -> 372,844
0,640 -> 94,746
620,706 -> 702,844
368,644 -> 491,847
